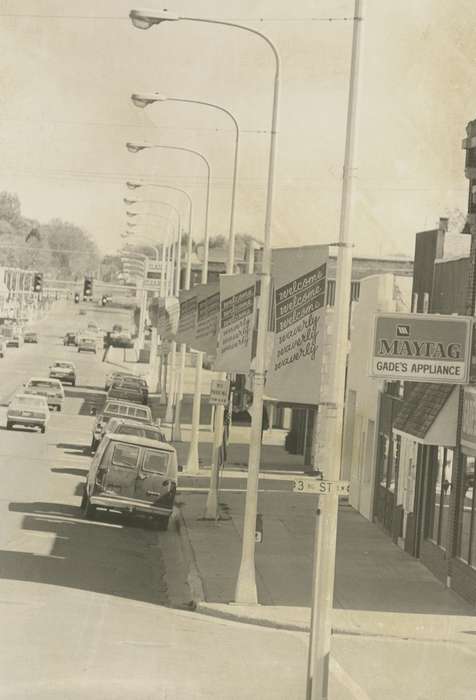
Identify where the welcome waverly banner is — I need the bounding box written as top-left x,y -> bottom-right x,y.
215,273 -> 258,372
266,245 -> 328,404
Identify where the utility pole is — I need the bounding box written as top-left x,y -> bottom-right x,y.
307,2 -> 364,699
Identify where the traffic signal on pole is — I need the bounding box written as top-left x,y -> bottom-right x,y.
33,272 -> 43,293
83,277 -> 93,299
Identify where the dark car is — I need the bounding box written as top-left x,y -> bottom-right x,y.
107,378 -> 147,405
24,332 -> 39,344
81,434 -> 177,530
111,332 -> 134,349
106,417 -> 166,442
63,332 -> 77,346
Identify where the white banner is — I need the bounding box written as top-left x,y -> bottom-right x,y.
215,274 -> 257,372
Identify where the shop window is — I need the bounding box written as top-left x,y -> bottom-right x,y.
387,435 -> 401,493
457,456 -> 476,566
378,434 -> 390,488
427,447 -> 454,549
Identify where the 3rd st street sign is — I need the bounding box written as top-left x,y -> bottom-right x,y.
370,313 -> 473,384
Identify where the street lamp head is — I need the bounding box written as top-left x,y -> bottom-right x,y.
129,8 -> 179,30
126,141 -> 151,154
126,180 -> 142,190
127,222 -> 137,227
126,211 -> 138,217
131,91 -> 168,109
123,198 -> 136,205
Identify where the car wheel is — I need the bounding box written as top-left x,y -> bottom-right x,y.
80,490 -> 96,519
154,515 -> 169,531
90,438 -> 98,453
72,380 -> 76,387
6,421 -> 12,430
57,405 -> 62,412
40,425 -> 46,434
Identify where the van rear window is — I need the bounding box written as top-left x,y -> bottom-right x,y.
111,444 -> 139,469
143,449 -> 170,474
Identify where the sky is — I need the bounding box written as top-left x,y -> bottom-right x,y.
0,0 -> 475,257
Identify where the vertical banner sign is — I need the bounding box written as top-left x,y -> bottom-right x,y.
176,288 -> 198,346
266,246 -> 328,404
215,273 -> 257,372
194,283 -> 220,356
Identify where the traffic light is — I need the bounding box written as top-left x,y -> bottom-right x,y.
83,277 -> 93,300
33,272 -> 43,293
74,293 -> 80,304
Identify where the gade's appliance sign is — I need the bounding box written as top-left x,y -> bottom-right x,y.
370,313 -> 472,384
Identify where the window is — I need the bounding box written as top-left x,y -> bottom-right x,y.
111,444 -> 139,469
457,455 -> 476,566
427,447 -> 453,549
378,434 -> 390,488
143,449 -> 170,474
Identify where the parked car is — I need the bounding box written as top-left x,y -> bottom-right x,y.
24,377 -> 65,412
49,361 -> 77,386
77,335 -> 97,354
90,400 -> 153,452
6,394 -> 50,433
106,417 -> 166,442
81,433 -> 177,530
104,370 -> 143,391
24,332 -> 39,344
107,377 -> 147,405
0,340 -> 6,358
63,332 -> 78,346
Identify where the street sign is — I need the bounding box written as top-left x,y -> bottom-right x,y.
293,478 -> 350,495
209,379 -> 230,405
370,312 -> 472,384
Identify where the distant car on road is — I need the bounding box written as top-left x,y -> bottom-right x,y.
90,400 -> 153,452
6,394 -> 50,433
6,333 -> 23,348
77,334 -> 97,354
63,332 -> 78,346
49,361 -> 77,386
0,340 -> 6,358
81,433 -> 177,530
110,331 -> 134,349
23,332 -> 38,344
24,377 -> 65,412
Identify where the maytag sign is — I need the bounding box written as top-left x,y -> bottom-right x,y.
370,313 -> 473,384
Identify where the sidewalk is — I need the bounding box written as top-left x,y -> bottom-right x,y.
174,488 -> 476,644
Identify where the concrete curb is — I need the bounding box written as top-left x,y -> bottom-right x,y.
172,505 -> 205,606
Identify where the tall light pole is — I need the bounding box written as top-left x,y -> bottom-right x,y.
130,6 -> 281,606
130,90 -> 240,495
126,140 -> 212,434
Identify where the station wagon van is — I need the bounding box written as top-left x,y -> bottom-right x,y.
81,434 -> 177,530
91,400 -> 153,452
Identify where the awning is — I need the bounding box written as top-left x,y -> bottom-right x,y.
393,383 -> 458,447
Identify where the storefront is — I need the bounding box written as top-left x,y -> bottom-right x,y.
452,387 -> 476,603
374,382 -> 459,576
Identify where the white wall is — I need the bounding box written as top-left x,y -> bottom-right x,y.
343,273 -> 412,520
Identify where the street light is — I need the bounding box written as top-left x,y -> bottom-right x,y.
126,140 -> 212,429
130,90 -> 241,490
130,7 -> 280,608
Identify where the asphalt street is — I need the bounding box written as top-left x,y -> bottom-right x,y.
0,302 -> 316,700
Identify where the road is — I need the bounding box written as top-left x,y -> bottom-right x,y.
0,302 -> 314,700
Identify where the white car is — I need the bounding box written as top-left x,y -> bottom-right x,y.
24,377 -> 65,412
7,394 -> 50,433
49,361 -> 77,386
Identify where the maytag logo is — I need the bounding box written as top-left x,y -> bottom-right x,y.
396,325 -> 410,337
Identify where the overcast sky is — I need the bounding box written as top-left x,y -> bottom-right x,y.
1,0 -> 475,257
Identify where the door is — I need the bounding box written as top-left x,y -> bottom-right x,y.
102,442 -> 141,498
134,448 -> 171,504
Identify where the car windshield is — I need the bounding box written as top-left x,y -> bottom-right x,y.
13,396 -> 45,408
143,449 -> 170,474
117,426 -> 160,440
54,363 -> 72,369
